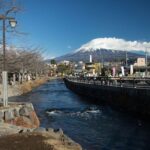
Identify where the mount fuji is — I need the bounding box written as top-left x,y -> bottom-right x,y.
55,38 -> 150,62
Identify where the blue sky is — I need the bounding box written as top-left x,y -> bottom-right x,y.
11,0 -> 150,58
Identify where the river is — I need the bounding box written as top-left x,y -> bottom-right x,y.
12,79 -> 150,150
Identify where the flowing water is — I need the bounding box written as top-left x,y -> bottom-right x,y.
13,79 -> 150,150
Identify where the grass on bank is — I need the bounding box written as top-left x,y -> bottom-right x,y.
20,78 -> 47,94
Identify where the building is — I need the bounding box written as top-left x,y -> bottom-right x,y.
74,61 -> 85,74
134,58 -> 146,67
60,60 -> 70,65
85,62 -> 95,75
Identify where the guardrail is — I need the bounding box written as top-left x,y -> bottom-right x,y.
66,76 -> 150,89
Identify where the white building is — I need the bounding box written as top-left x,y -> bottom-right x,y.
134,58 -> 146,67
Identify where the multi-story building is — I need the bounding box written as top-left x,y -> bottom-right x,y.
134,58 -> 146,67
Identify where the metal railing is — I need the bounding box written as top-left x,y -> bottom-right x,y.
66,76 -> 150,89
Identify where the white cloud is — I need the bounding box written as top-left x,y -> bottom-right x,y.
75,37 -> 150,52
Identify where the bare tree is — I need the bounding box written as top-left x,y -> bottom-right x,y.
0,1 -> 48,84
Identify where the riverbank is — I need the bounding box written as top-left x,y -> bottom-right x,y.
0,127 -> 82,150
0,77 -> 82,150
0,124 -> 82,150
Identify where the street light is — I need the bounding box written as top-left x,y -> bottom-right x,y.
0,9 -> 17,107
9,18 -> 17,28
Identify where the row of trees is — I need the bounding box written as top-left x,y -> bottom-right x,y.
0,47 -> 49,84
0,0 -> 49,83
0,47 -> 48,74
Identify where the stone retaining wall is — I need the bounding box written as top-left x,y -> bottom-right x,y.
0,102 -> 40,128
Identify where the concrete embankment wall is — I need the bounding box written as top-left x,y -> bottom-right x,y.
0,77 -> 49,99
64,79 -> 150,117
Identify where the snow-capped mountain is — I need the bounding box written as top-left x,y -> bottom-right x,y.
75,37 -> 150,52
56,38 -> 150,62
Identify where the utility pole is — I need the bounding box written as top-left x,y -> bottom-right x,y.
145,48 -> 148,77
100,50 -> 104,68
125,51 -> 128,67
